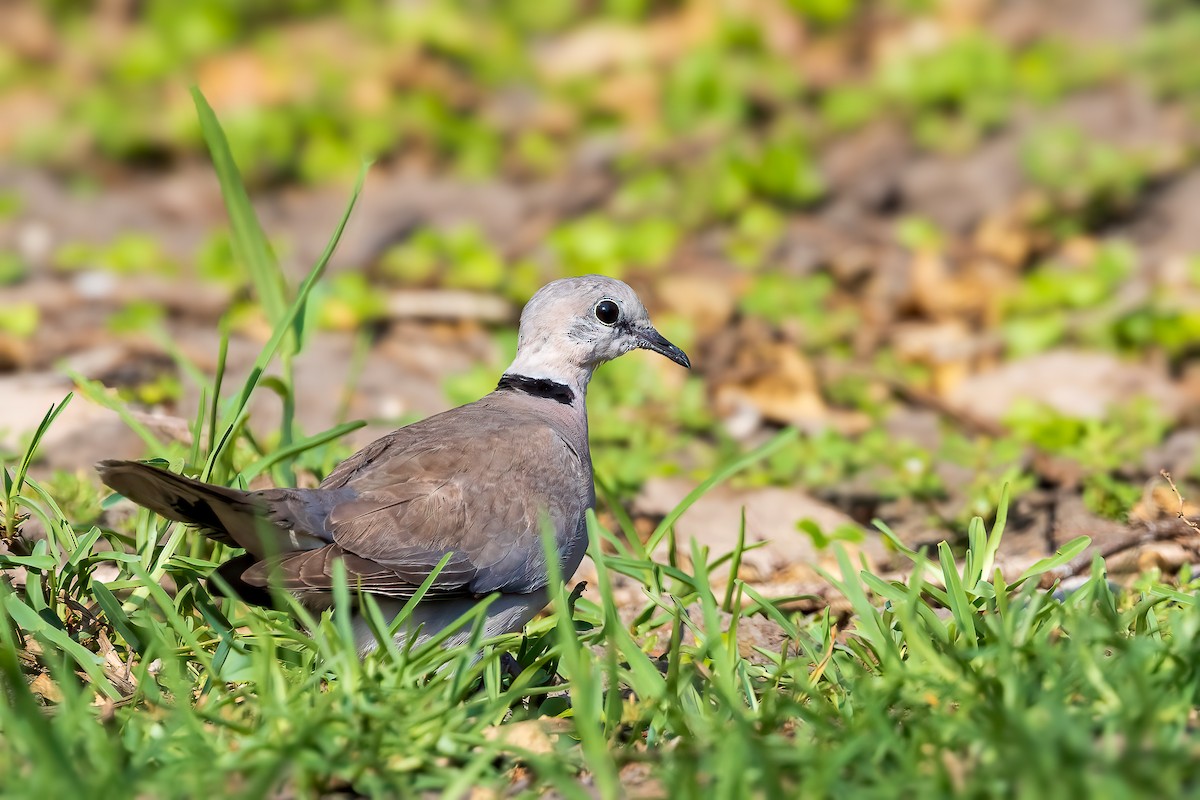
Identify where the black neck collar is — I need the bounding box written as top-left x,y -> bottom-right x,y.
496,374 -> 575,405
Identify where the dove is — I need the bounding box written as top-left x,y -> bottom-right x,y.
98,275 -> 689,655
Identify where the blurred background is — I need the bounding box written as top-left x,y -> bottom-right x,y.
2,0 -> 1199,585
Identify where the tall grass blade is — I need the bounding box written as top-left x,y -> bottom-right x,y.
540,515 -> 620,799
191,87 -> 286,328
646,427 -> 798,553
204,163 -> 368,471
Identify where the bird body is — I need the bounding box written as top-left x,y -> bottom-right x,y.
99,276 -> 689,655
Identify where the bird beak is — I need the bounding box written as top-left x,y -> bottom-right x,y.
635,326 -> 691,369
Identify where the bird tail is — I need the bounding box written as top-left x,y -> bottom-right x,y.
97,460 -> 306,559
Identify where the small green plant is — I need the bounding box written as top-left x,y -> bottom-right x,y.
1109,301 -> 1200,359
0,252 -> 28,286
116,372 -> 183,408
1138,9 -> 1200,99
724,202 -> 785,270
552,218 -> 625,277
0,191 -> 23,218
317,272 -> 387,330
880,34 -> 1017,151
797,517 -> 865,549
787,0 -> 856,27
0,301 -> 38,339
1007,397 -> 1171,519
1003,242 -> 1138,356
107,300 -> 166,334
1022,126 -> 1153,234
53,234 -> 178,276
738,272 -> 857,349
378,225 -> 507,290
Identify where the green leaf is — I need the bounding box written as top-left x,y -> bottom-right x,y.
238,420 -> 366,482
191,87 -> 287,330
647,427 -> 798,553
205,161 -> 368,472
90,581 -> 146,652
938,541 -> 977,647
3,595 -> 121,700
1016,535 -> 1092,584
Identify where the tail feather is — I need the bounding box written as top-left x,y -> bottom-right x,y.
208,552 -> 276,608
96,460 -> 323,559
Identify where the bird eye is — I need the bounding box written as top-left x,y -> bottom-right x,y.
594,299 -> 620,326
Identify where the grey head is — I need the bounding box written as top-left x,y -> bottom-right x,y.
502,275 -> 690,395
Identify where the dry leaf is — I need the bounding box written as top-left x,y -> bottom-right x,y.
654,273 -> 738,333
482,720 -> 569,758
712,339 -> 828,431
1132,485 -> 1200,524
30,673 -> 63,703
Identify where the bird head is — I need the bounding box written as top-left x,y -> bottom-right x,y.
505,275 -> 690,390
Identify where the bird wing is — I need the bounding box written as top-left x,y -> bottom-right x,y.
242,402 -> 591,600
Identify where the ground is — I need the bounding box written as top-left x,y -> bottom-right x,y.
2,1 -> 1200,797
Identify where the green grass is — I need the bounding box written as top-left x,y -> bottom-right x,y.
5,2 -> 1191,183
3,91 -> 1200,799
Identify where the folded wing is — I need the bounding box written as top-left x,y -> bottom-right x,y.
242,406 -> 590,602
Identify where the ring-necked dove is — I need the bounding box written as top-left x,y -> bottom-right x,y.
98,275 -> 689,655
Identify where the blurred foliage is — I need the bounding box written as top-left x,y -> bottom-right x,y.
52,235 -> 178,276
107,300 -> 166,334
315,273 -> 387,330
1007,397 -> 1172,519
1,0 -> 1197,530
0,301 -> 38,338
1022,126 -> 1154,235
0,252 -> 28,286
0,0 -> 1171,185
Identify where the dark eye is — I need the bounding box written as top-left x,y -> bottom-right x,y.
594,299 -> 620,326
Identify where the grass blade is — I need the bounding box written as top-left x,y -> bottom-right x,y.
191,87 -> 286,329
646,427 -> 798,553
3,594 -> 121,700
204,163 -> 368,472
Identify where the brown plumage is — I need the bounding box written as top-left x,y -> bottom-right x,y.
98,275 -> 689,654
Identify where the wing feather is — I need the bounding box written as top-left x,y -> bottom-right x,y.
243,400 -> 591,602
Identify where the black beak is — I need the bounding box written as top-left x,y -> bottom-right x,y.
635,327 -> 691,369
